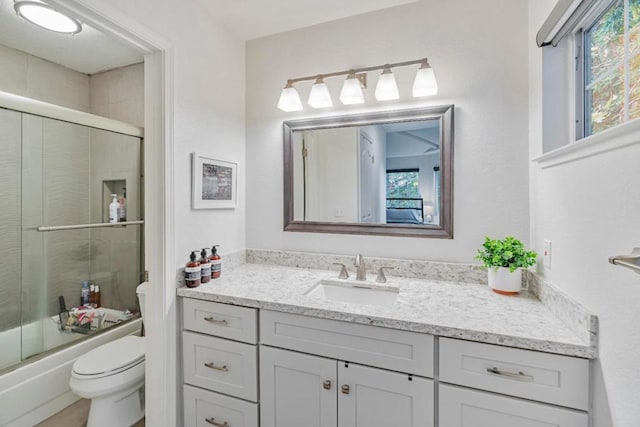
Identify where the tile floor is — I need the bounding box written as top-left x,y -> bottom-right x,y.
36,399 -> 145,426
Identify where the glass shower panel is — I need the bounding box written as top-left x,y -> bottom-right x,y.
18,114 -> 143,362
0,109 -> 22,371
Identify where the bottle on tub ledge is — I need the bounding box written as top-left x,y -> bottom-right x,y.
209,245 -> 221,279
185,250 -> 201,288
200,248 -> 212,284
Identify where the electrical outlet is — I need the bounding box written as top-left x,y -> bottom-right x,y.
334,207 -> 345,218
543,240 -> 552,269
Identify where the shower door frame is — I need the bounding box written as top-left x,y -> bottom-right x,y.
44,1 -> 177,426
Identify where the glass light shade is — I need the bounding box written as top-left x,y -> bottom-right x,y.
374,68 -> 399,101
14,1 -> 82,34
308,79 -> 333,108
339,75 -> 364,105
413,65 -> 438,97
277,84 -> 303,112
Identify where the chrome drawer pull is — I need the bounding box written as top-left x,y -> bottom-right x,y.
204,362 -> 229,372
341,384 -> 350,394
205,417 -> 229,427
203,316 -> 228,326
487,367 -> 534,382
323,380 -> 332,390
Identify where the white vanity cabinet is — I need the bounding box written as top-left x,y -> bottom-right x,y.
180,298 -> 591,427
182,299 -> 259,427
259,310 -> 435,427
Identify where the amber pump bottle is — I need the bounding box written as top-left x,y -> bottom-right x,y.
209,245 -> 221,279
185,251 -> 201,288
200,248 -> 212,283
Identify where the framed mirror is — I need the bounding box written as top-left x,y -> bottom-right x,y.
283,105 -> 454,238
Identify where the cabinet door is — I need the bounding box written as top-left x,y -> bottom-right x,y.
439,384 -> 589,427
338,362 -> 434,427
260,345 -> 337,427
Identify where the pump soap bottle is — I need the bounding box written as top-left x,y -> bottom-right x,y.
109,194 -> 119,224
210,245 -> 221,279
185,251 -> 201,288
200,248 -> 211,283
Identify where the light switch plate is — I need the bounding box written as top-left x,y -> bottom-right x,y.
543,240 -> 552,269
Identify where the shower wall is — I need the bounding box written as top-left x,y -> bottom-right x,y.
0,109 -> 21,332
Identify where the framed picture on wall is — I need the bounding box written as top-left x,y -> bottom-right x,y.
191,153 -> 237,209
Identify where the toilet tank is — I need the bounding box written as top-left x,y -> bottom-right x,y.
136,282 -> 148,323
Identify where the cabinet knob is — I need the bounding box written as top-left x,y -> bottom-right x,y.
341,384 -> 350,394
322,380 -> 332,390
205,417 -> 229,427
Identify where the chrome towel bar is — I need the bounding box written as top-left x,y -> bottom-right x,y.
37,220 -> 144,232
609,248 -> 640,275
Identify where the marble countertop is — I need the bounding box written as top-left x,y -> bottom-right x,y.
177,263 -> 595,358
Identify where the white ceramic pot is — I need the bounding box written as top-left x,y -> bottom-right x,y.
488,267 -> 522,295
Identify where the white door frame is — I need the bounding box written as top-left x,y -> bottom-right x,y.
46,1 -> 176,425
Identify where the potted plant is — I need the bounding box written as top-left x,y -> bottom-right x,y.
475,236 -> 537,295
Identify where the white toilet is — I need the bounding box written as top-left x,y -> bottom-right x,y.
69,282 -> 147,427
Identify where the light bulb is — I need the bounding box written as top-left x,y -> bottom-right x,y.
14,1 -> 82,34
412,60 -> 438,97
308,76 -> 333,108
277,82 -> 303,112
339,73 -> 364,105
374,66 -> 399,101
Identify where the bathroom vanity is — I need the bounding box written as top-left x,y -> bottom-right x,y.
178,261 -> 595,427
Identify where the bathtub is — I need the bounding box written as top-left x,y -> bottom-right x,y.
0,317 -> 141,426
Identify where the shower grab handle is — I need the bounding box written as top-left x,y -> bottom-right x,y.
37,220 -> 144,232
609,248 -> 640,275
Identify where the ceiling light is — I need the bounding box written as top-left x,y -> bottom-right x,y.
374,66 -> 399,101
14,1 -> 82,35
277,82 -> 303,112
339,72 -> 365,105
412,60 -> 438,97
308,76 -> 333,109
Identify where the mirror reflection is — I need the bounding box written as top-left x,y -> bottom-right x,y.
292,119 -> 441,226
283,105 -> 454,238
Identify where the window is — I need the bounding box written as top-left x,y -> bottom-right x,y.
386,169 -> 420,208
580,0 -> 640,137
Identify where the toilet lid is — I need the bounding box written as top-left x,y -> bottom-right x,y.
73,335 -> 145,377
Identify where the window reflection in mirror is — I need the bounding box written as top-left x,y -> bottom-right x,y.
284,106 -> 453,238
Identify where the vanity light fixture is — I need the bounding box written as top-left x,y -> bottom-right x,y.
412,59 -> 438,97
307,76 -> 333,109
339,72 -> 366,105
277,81 -> 303,112
14,0 -> 82,34
374,65 -> 399,101
277,57 -> 438,111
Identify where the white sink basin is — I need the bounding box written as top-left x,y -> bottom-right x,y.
304,280 -> 399,307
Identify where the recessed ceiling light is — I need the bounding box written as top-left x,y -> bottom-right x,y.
14,1 -> 82,35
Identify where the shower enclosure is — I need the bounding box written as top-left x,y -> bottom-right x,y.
0,96 -> 144,372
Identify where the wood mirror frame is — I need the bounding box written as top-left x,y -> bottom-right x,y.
283,105 -> 454,238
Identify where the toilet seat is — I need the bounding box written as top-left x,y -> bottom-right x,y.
73,335 -> 144,379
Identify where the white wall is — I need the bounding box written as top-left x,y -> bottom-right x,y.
245,0 -> 530,262
529,1 -> 638,426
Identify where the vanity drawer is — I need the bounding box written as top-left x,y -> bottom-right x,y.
439,338 -> 589,410
183,298 -> 257,344
260,310 -> 434,377
439,384 -> 588,427
183,331 -> 258,401
184,384 -> 258,427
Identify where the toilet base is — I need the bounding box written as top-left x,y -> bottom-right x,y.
87,382 -> 144,427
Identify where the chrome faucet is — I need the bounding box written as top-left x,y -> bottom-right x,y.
354,254 -> 367,281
